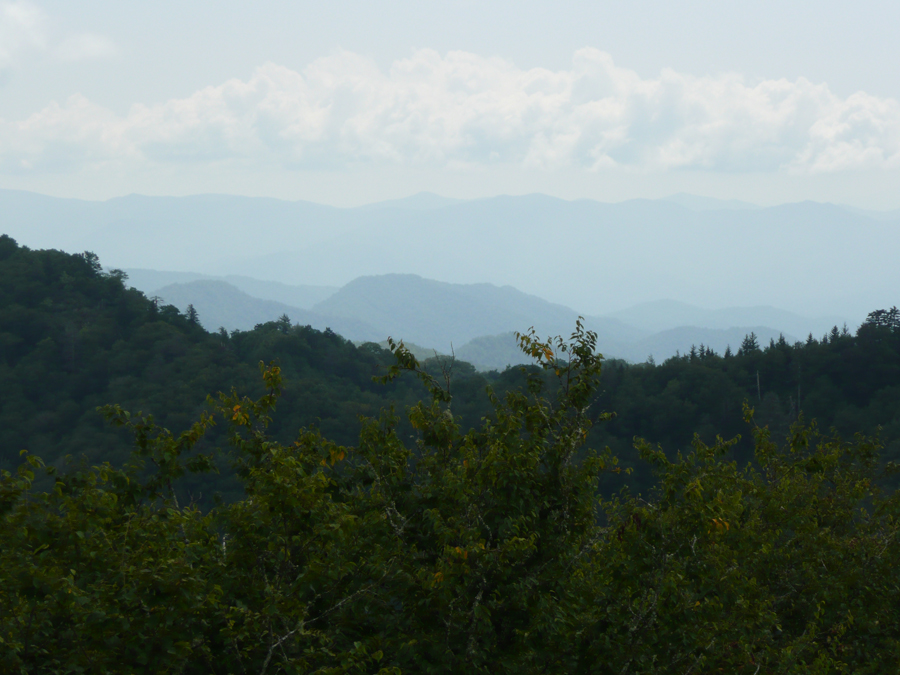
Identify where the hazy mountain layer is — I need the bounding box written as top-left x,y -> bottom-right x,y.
354,192 -> 463,211
3,189 -> 896,322
148,272 -> 837,366
311,273 -> 644,352
605,299 -> 845,338
154,280 -> 381,339
658,193 -> 759,211
454,326 -> 800,371
126,268 -> 338,309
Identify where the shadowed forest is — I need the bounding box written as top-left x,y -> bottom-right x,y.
2,235 -> 898,498
3,234 -> 900,672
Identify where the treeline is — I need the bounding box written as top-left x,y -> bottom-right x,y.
594,315 -> 900,490
2,234 -> 900,500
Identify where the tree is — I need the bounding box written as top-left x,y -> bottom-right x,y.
276,313 -> 291,334
186,303 -> 200,325
740,331 -> 760,353
80,251 -> 102,275
863,306 -> 900,331
0,234 -> 18,260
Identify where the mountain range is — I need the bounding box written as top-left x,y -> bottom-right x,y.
1,187 -> 882,368
131,271 -> 846,370
2,189 -> 896,323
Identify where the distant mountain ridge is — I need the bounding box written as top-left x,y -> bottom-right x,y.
454,326 -> 801,371
354,192 -> 463,211
141,270 -> 841,369
606,299 -> 845,339
125,269 -> 338,309
659,193 -> 760,211
153,280 -> 381,340
310,273 -> 642,351
3,188 -> 897,322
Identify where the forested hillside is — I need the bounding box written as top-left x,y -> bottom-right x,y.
4,234 -> 900,671
595,322 -> 900,489
4,315 -> 900,672
3,234 -> 900,501
0,235 -> 439,499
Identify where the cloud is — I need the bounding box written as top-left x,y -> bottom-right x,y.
0,1 -> 116,78
0,1 -> 46,72
2,48 -> 899,175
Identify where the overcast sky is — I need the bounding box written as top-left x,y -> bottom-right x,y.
1,0 -> 899,208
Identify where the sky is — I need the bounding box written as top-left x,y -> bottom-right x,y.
1,0 -> 899,209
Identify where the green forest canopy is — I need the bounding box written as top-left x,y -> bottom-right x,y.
4,317 -> 900,672
3,235 -> 900,671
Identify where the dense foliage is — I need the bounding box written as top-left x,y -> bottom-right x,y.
4,324 -> 900,673
4,236 -> 900,670
594,318 -> 900,491
0,235 -> 440,500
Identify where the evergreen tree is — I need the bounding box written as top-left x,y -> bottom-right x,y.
740,332 -> 760,353
276,313 -> 292,334
186,303 -> 200,325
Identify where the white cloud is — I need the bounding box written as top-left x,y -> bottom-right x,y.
2,48 -> 900,175
0,1 -> 116,77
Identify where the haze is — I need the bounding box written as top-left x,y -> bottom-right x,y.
1,0 -> 899,208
